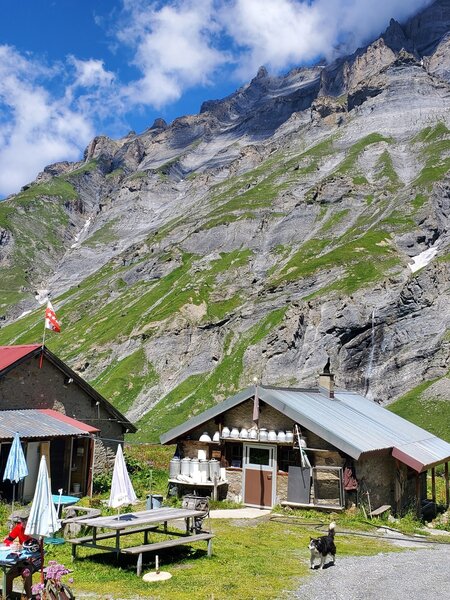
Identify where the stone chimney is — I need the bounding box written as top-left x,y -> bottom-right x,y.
318,358 -> 335,398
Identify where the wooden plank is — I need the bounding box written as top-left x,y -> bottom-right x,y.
78,508 -> 207,529
445,462 -> 449,508
369,504 -> 391,517
68,525 -> 158,545
121,533 -> 214,554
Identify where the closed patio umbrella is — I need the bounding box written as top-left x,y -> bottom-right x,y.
25,455 -> 60,582
108,444 -> 137,515
3,432 -> 29,511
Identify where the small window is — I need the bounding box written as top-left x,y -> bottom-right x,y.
224,443 -> 243,468
278,446 -> 301,473
248,447 -> 271,466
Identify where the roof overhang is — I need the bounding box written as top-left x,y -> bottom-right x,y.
0,409 -> 99,440
392,438 -> 450,473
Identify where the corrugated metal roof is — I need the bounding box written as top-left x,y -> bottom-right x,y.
160,385 -> 450,471
0,409 -> 98,440
0,345 -> 41,371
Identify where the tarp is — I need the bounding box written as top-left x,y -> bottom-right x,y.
108,444 -> 137,509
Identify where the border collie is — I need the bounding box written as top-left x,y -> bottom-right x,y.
308,522 -> 336,569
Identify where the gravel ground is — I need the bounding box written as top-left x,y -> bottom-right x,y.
291,540 -> 450,600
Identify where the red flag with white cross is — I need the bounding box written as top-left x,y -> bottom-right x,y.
45,300 -> 61,333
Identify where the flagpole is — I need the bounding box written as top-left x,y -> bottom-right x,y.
39,309 -> 47,369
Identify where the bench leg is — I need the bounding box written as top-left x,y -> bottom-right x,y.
207,538 -> 213,557
72,544 -> 77,560
137,553 -> 143,577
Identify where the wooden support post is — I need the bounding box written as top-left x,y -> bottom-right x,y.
415,474 -> 421,519
213,475 -> 218,501
207,537 -> 213,557
431,467 -> 436,504
445,462 -> 449,509
136,553 -> 142,577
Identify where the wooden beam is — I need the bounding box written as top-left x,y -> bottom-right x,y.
431,467 -> 436,503
445,462 -> 449,509
415,473 -> 421,518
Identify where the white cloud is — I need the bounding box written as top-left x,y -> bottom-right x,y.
117,0 -> 228,107
69,57 -> 116,88
0,46 -> 94,196
221,0 -> 434,77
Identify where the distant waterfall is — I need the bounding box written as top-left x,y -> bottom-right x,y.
364,309 -> 376,397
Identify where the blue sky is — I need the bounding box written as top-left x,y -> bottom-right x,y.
0,0 -> 432,197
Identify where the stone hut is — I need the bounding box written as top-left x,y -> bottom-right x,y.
0,344 -> 136,501
161,371 -> 450,515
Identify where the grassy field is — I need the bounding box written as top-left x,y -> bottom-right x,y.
0,505 -> 402,600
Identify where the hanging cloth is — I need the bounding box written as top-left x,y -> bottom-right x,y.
343,461 -> 358,491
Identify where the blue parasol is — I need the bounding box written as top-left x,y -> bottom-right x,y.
3,432 -> 29,510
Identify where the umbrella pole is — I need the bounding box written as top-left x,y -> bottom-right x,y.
40,537 -> 45,584
11,483 -> 15,513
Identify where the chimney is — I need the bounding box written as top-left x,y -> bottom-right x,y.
318,358 -> 335,398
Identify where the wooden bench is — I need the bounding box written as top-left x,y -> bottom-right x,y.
68,526 -> 159,557
121,533 -> 214,576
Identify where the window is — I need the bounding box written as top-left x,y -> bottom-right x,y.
224,443 -> 243,468
248,447 -> 271,466
278,446 -> 301,473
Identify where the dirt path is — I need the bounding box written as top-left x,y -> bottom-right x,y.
291,541 -> 450,600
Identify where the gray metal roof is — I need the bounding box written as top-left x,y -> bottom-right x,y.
0,409 -> 97,440
160,385 -> 450,471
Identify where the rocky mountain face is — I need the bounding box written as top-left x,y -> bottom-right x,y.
1,0 -> 450,441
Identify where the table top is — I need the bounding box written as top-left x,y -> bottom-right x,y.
78,508 -> 208,531
52,494 -> 80,506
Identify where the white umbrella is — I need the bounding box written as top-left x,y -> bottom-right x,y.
25,455 -> 60,582
108,444 -> 137,515
3,432 -> 29,511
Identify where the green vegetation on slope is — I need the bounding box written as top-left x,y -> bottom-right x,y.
414,122 -> 450,187
0,184 -> 75,308
134,307 -> 287,441
271,229 -> 399,294
335,133 -> 393,175
388,378 -> 450,443
93,348 -> 159,415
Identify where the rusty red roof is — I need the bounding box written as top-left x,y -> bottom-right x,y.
0,344 -> 41,371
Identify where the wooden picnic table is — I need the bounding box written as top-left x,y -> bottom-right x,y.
68,507 -> 214,575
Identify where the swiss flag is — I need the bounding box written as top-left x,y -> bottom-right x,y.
45,300 -> 61,333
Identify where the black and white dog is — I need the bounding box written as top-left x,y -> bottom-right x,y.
308,522 -> 336,569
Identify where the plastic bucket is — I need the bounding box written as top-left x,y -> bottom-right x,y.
146,494 -> 163,510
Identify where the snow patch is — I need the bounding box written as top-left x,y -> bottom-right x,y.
18,310 -> 31,319
35,289 -> 49,304
71,218 -> 92,248
408,244 -> 439,273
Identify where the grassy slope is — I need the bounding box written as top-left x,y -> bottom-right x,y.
388,378 -> 450,442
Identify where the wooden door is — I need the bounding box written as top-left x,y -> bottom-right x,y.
243,444 -> 276,508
